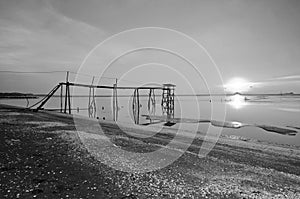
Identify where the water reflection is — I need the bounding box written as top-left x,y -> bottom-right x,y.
227,94 -> 248,109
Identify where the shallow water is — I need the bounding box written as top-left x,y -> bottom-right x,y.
1,94 -> 300,146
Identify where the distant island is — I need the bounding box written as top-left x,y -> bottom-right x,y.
0,92 -> 38,99
280,92 -> 295,95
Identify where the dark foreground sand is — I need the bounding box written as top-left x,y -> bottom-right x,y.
0,104 -> 299,199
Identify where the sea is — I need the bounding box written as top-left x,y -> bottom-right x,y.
1,94 -> 300,146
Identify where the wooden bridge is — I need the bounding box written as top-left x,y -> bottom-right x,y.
29,72 -> 176,124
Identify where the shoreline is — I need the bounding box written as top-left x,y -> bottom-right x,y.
0,104 -> 300,198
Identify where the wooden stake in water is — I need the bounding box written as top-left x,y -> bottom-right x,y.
64,71 -> 71,114
113,78 -> 118,121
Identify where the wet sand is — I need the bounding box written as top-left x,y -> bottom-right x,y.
0,104 -> 300,198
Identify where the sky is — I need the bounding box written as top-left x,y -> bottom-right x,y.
0,0 -> 300,94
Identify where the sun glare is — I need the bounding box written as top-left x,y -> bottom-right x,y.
228,94 -> 247,109
224,77 -> 251,93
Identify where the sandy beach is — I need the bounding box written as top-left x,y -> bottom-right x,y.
0,104 -> 300,199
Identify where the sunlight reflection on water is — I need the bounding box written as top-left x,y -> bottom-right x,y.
227,94 -> 248,109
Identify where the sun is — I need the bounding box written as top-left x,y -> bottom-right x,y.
224,77 -> 251,93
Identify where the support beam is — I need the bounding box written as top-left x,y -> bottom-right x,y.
113,78 -> 118,121
147,89 -> 156,123
161,84 -> 176,119
64,72 -> 69,113
60,82 -> 163,90
60,83 -> 63,112
36,84 -> 61,111
132,88 -> 140,124
68,83 -> 71,114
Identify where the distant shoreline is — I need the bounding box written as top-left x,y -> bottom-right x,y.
1,92 -> 299,98
0,92 -> 38,99
0,96 -> 38,99
41,93 -> 300,97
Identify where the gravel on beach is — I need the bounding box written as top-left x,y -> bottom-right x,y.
0,105 -> 300,199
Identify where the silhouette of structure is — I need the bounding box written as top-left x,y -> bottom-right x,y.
29,72 -> 175,125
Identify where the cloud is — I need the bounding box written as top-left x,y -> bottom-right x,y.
273,75 -> 300,81
246,74 -> 300,93
0,0 -> 109,92
0,0 -> 106,71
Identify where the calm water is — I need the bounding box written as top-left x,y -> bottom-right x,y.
1,94 -> 300,146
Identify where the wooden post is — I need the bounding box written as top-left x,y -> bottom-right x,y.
92,81 -> 96,118
88,78 -> 92,117
115,78 -> 118,121
147,89 -> 156,123
132,88 -> 140,124
161,84 -> 175,119
68,83 -> 71,114
112,84 -> 115,121
60,83 -> 63,112
64,71 -> 69,113
88,76 -> 96,118
36,84 -> 61,111
112,78 -> 118,121
136,89 -> 140,124
25,95 -> 29,108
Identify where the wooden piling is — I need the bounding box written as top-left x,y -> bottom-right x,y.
60,83 -> 63,113
64,72 -> 69,113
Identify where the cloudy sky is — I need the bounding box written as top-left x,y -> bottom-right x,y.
0,0 -> 300,94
